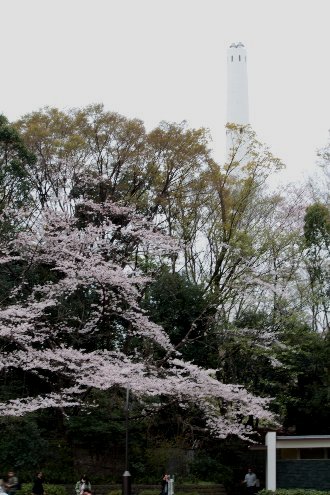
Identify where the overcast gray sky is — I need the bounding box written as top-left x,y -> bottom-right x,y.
1,0 -> 330,184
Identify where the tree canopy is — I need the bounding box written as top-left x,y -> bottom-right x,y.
0,105 -> 329,480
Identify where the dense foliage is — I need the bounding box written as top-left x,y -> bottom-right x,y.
0,106 -> 329,483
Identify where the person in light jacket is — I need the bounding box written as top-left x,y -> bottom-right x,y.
75,476 -> 91,495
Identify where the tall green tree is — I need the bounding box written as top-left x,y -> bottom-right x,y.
303,202 -> 330,331
0,115 -> 36,211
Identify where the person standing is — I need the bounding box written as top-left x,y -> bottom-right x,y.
160,474 -> 169,495
75,476 -> 91,495
5,472 -> 18,495
243,468 -> 257,495
32,472 -> 44,495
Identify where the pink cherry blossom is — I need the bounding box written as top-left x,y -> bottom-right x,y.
0,199 -> 276,439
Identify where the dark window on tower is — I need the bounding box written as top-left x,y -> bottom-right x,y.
239,55 -> 241,61
231,56 -> 233,62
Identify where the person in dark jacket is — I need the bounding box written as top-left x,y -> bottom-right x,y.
32,472 -> 44,495
160,474 -> 169,495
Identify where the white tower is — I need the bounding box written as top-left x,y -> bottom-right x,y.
226,42 -> 250,166
226,42 -> 249,125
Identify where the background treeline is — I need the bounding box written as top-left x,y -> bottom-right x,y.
0,106 -> 329,485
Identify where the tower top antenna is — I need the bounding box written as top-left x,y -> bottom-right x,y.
229,42 -> 246,49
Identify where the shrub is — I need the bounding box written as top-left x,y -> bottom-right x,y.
138,492 -> 198,495
20,484 -> 67,495
259,490 -> 330,495
188,455 -> 233,485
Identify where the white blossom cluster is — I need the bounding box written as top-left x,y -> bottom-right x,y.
0,200 -> 275,439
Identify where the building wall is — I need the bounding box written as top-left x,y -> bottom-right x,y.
277,460 -> 330,490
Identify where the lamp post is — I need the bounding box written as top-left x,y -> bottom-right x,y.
122,385 -> 131,495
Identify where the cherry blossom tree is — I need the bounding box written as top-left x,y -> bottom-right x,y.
0,198 -> 274,440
